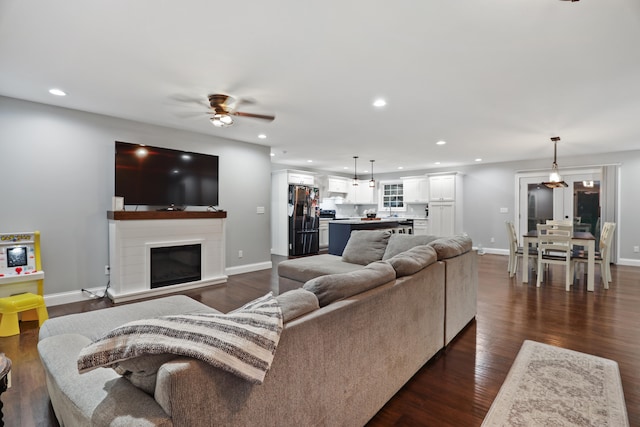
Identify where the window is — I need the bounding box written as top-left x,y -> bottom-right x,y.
381,183 -> 404,210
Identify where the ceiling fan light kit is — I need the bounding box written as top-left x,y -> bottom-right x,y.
210,113 -> 233,127
542,136 -> 568,188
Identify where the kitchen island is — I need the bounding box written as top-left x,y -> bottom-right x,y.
328,219 -> 401,255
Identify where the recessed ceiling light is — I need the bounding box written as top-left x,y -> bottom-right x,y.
475,158 -> 482,162
307,160 -> 313,163
270,152 -> 275,157
343,166 -> 349,170
435,161 -> 441,165
373,99 -> 387,107
436,140 -> 446,145
397,166 -> 404,170
258,134 -> 267,139
49,88 -> 66,96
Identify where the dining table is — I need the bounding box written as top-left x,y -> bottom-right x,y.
521,230 -> 597,292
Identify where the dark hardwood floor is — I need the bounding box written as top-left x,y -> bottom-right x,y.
1,254 -> 639,426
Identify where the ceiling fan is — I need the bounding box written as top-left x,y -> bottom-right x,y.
206,94 -> 275,127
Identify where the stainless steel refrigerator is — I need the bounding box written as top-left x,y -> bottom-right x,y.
288,185 -> 320,256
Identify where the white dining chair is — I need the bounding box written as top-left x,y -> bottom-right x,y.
573,222 -> 616,288
505,221 -> 537,278
536,223 -> 574,291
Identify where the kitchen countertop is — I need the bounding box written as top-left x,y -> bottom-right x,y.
329,218 -> 401,224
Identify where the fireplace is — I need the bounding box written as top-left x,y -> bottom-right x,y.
150,244 -> 202,288
107,211 -> 227,303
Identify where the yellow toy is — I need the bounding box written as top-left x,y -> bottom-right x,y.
0,231 -> 48,336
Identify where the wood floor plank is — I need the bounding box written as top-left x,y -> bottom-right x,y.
0,254 -> 637,426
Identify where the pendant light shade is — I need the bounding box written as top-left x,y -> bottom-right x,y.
542,137 -> 568,188
352,156 -> 359,186
369,160 -> 376,188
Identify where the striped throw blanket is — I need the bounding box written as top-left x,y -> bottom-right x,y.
77,292 -> 283,384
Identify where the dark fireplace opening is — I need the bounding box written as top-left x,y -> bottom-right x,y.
150,244 -> 202,288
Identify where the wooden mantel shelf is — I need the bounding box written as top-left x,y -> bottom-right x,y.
107,211 -> 227,220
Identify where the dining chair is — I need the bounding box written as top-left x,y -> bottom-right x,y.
536,223 -> 574,291
572,222 -> 616,289
505,221 -> 537,278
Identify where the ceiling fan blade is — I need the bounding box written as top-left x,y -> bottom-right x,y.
233,111 -> 275,121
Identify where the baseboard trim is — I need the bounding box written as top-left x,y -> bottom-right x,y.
617,258 -> 640,267
225,261 -> 273,276
474,247 -> 509,256
43,261 -> 274,307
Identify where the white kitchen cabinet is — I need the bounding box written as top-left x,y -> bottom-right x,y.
429,175 -> 456,201
340,180 -> 376,204
356,181 -> 377,204
327,176 -> 349,193
288,172 -> 315,185
413,218 -> 429,236
403,176 -> 429,203
430,202 -> 456,236
319,220 -> 329,249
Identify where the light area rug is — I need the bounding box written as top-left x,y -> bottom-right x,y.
482,340 -> 629,427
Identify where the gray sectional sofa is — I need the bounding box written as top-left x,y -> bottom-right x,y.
37,231 -> 477,426
279,231 -> 477,345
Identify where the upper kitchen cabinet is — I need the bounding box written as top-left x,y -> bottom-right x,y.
403,176 -> 429,203
287,171 -> 315,186
429,174 -> 459,201
356,181 -> 377,204
326,176 -> 350,194
340,180 -> 377,204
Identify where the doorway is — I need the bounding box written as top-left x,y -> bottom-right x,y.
517,169 -> 602,243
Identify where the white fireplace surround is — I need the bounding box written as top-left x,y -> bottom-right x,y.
108,213 -> 227,303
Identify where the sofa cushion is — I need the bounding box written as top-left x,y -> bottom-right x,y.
386,245 -> 438,277
113,354 -> 177,395
77,292 -> 283,385
276,288 -> 319,322
341,230 -> 391,265
428,235 -> 473,260
382,234 -> 439,260
278,254 -> 363,283
303,261 -> 396,307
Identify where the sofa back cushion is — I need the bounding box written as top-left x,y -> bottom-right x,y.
275,288 -> 320,322
382,234 -> 439,260
341,230 -> 391,265
386,245 -> 438,277
303,261 -> 396,307
428,235 -> 473,260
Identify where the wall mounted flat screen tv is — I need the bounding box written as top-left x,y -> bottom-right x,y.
115,141 -> 219,207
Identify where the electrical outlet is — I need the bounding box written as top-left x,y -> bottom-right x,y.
238,250 -> 243,258
104,265 -> 110,275
634,246 -> 640,253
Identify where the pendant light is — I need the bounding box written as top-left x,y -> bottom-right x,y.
352,156 -> 359,186
369,160 -> 376,188
541,136 -> 568,188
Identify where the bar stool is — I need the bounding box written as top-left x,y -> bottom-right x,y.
0,293 -> 49,337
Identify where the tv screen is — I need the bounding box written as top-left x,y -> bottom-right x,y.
115,141 -> 219,207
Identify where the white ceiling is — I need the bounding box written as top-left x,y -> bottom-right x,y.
1,0 -> 640,174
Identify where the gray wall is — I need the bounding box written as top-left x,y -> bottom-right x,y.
0,96 -> 272,300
